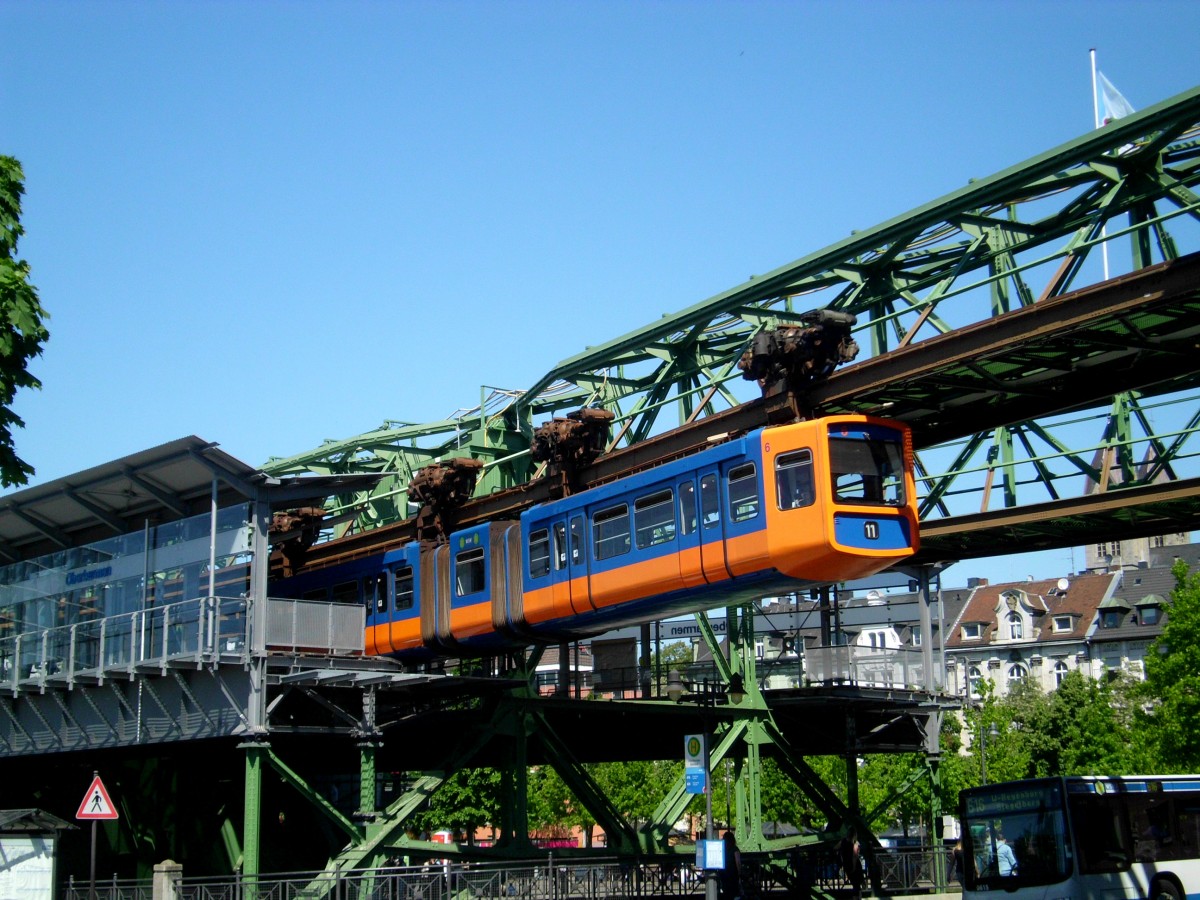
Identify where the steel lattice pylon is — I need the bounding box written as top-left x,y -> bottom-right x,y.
265,85 -> 1200,538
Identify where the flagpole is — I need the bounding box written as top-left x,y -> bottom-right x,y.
1090,48 -> 1111,280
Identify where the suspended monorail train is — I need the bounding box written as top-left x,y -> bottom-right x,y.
271,414 -> 919,661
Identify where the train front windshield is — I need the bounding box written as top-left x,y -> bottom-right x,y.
827,430 -> 906,506
961,780 -> 1072,893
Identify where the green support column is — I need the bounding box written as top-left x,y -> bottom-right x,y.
929,757 -> 946,890
358,739 -> 379,823
242,741 -> 268,887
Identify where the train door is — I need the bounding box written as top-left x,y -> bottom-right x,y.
698,470 -> 730,582
677,479 -> 705,588
548,520 -> 576,617
567,515 -> 593,612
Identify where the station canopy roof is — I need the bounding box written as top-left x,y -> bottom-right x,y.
0,436 -> 384,564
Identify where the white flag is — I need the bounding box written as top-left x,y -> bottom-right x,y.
1098,72 -> 1135,124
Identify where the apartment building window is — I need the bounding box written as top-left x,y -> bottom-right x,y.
1054,660 -> 1069,687
1007,611 -> 1024,640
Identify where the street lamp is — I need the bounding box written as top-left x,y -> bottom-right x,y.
666,669 -> 745,900
980,721 -> 1001,785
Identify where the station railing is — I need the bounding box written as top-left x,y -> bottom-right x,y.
0,596 -> 365,693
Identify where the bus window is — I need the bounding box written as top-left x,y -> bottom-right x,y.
593,504 -> 630,560
678,481 -> 697,535
776,449 -> 814,509
634,489 -> 675,549
700,474 -> 720,528
456,547 -> 486,596
1069,791 -> 1131,874
728,463 -> 759,522
393,567 -> 414,611
528,529 -> 550,578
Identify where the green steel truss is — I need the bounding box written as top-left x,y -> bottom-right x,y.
264,86 -> 1200,533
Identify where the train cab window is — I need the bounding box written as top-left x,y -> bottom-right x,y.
456,547 -> 486,596
364,574 -> 388,613
529,529 -> 551,578
553,523 -> 567,570
593,504 -> 631,560
829,436 -> 905,505
332,581 -> 358,604
570,517 -> 584,565
728,463 -> 760,522
679,482 -> 697,535
635,489 -> 676,549
776,450 -> 815,509
700,474 -> 720,528
393,567 -> 414,611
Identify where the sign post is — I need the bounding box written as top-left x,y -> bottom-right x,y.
76,773 -> 118,900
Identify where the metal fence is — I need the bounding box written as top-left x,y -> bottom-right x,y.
62,846 -> 959,900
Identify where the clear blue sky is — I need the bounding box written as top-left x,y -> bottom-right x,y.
6,0 -> 1199,587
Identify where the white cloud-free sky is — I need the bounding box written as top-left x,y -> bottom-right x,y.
6,0 -> 1198,586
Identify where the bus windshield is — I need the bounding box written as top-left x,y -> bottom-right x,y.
827,434 -> 906,506
961,779 -> 1072,892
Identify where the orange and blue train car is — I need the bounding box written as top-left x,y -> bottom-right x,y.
270,414 -> 919,661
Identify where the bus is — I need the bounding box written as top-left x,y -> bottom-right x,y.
960,775 -> 1200,899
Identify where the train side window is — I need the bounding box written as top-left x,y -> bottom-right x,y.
393,567 -> 414,611
679,481 -> 697,535
700,474 -> 720,528
728,463 -> 760,522
456,547 -> 486,596
332,581 -> 358,604
529,529 -> 551,578
570,517 -> 584,565
776,449 -> 815,509
365,574 -> 387,613
593,504 -> 631,560
635,489 -> 676,549
553,523 -> 567,570
301,588 -> 328,602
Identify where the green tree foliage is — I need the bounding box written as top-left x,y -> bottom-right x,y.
411,767 -> 502,844
0,157 -> 49,486
1143,560 -> 1200,771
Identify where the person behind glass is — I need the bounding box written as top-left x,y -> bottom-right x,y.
839,829 -> 864,900
951,839 -> 964,884
719,830 -> 742,900
995,830 -> 1018,876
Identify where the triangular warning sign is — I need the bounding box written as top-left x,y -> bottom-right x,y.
76,775 -> 119,820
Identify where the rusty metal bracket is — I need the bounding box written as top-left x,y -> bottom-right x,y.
738,309 -> 859,418
409,458 -> 486,545
530,408 -> 615,500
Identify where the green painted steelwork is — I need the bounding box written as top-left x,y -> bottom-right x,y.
265,86 -> 1200,534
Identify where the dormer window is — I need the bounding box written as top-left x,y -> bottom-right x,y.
1007,611 -> 1024,640
962,623 -> 982,641
1052,615 -> 1073,633
1141,606 -> 1160,626
1101,610 -> 1122,629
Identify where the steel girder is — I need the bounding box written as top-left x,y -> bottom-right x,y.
266,86 -> 1200,532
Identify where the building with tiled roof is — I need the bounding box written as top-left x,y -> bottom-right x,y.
944,572 -> 1120,699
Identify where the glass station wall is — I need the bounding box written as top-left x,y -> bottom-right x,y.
0,503 -> 252,639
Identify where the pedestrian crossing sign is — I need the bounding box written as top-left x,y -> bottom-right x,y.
76,775 -> 119,820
